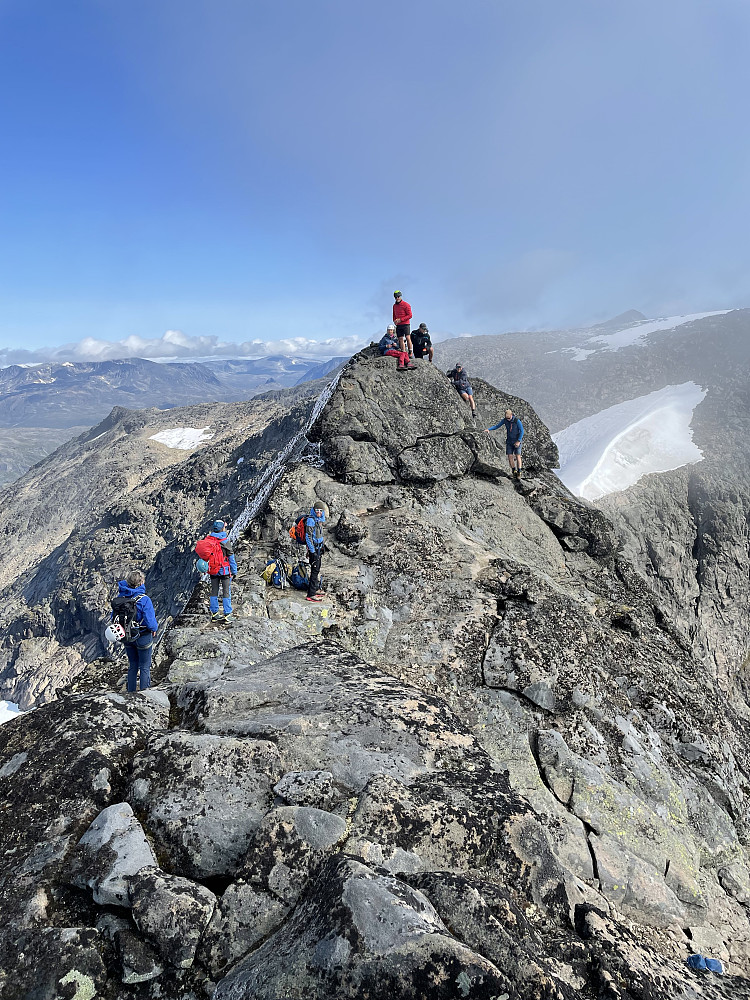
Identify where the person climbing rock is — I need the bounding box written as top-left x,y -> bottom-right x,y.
379,324 -> 414,370
392,290 -> 413,356
305,499 -> 327,602
201,519 -> 238,622
113,570 -> 158,692
447,364 -> 477,418
412,323 -> 434,362
485,408 -> 525,478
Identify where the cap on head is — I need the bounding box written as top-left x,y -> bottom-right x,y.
313,498 -> 329,517
418,323 -> 428,331
213,519 -> 226,532
387,323 -> 396,332
393,290 -> 402,298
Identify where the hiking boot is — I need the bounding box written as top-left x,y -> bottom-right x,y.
404,363 -> 416,369
211,611 -> 225,622
223,613 -> 234,623
306,594 -> 323,602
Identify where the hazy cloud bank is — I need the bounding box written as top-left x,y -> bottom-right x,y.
0,329 -> 369,367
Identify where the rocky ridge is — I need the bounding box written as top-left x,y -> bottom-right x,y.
1,350 -> 749,998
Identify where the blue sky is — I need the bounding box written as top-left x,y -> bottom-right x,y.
1,0 -> 749,361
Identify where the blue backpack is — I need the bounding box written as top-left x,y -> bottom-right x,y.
262,558 -> 291,589
290,561 -> 310,590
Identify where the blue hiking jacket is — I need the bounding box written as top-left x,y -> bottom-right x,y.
209,531 -> 238,575
448,368 -> 472,394
305,507 -> 326,554
379,331 -> 399,354
115,581 -> 159,633
488,416 -> 524,443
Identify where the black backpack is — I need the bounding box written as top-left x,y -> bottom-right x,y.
111,595 -> 144,642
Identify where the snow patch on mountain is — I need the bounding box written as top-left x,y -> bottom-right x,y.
585,311 -> 730,353
0,700 -> 21,726
149,427 -> 213,450
554,382 -> 706,501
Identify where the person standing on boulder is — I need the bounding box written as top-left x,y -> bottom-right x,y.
198,519 -> 238,622
447,364 -> 477,419
113,570 -> 158,692
485,408 -> 525,478
379,324 -> 414,371
392,290 -> 413,356
305,500 -> 328,602
412,323 -> 434,363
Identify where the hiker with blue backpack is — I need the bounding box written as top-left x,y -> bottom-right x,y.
195,519 -> 238,622
108,569 -> 158,692
305,500 -> 327,602
485,408 -> 525,479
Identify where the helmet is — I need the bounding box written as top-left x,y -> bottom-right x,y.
105,623 -> 126,644
387,323 -> 396,332
196,558 -> 209,574
393,290 -> 402,298
212,519 -> 226,532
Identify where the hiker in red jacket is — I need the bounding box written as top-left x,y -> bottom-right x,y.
393,291 -> 413,356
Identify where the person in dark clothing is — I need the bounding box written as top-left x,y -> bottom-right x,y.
447,364 -> 477,417
305,500 -> 327,601
392,290 -> 413,356
115,570 -> 158,692
379,324 -> 414,370
204,520 -> 238,622
412,323 -> 434,362
485,408 -> 525,478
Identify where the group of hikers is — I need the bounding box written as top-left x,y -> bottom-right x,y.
108,503 -> 330,691
379,288 -> 526,474
108,294 -> 526,690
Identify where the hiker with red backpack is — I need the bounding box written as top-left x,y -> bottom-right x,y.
109,569 -> 158,692
195,519 -> 238,622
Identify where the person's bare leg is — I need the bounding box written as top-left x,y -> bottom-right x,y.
460,391 -> 476,414
405,333 -> 414,356
427,346 -> 434,363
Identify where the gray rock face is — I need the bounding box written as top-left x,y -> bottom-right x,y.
129,732 -> 282,879
69,801 -> 157,906
197,882 -> 287,977
310,351 -> 559,483
129,867 -> 217,969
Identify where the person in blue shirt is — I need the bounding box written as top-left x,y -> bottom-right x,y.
115,570 -> 159,692
305,500 -> 327,601
485,408 -> 525,479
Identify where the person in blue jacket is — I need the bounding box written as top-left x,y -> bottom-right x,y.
207,520 -> 238,622
485,408 -> 525,479
447,364 -> 477,419
305,500 -> 327,602
115,570 -> 159,692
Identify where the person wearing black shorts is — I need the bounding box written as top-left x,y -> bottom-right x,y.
392,290 -> 413,356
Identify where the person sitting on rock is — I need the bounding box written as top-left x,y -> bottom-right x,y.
203,519 -> 238,622
485,408 -> 525,478
379,324 -> 414,371
412,323 -> 434,363
114,570 -> 158,692
447,364 -> 477,418
305,500 -> 328,602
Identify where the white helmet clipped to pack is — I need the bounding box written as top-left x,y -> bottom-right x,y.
105,622 -> 126,644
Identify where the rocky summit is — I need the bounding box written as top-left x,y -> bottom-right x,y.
1,349 -> 750,999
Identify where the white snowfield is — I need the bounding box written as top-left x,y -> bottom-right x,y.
580,311 -> 730,354
554,382 -> 707,502
148,427 -> 213,450
0,700 -> 21,726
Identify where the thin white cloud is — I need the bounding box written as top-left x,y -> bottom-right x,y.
0,330 -> 369,367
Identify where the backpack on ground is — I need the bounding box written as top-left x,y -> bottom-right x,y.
290,561 -> 309,590
261,558 -> 291,589
195,535 -> 230,575
110,595 -> 144,643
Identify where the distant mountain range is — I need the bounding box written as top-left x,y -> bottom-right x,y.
0,354 -> 347,485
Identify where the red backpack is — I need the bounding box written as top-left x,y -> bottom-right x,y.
195,535 -> 230,575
